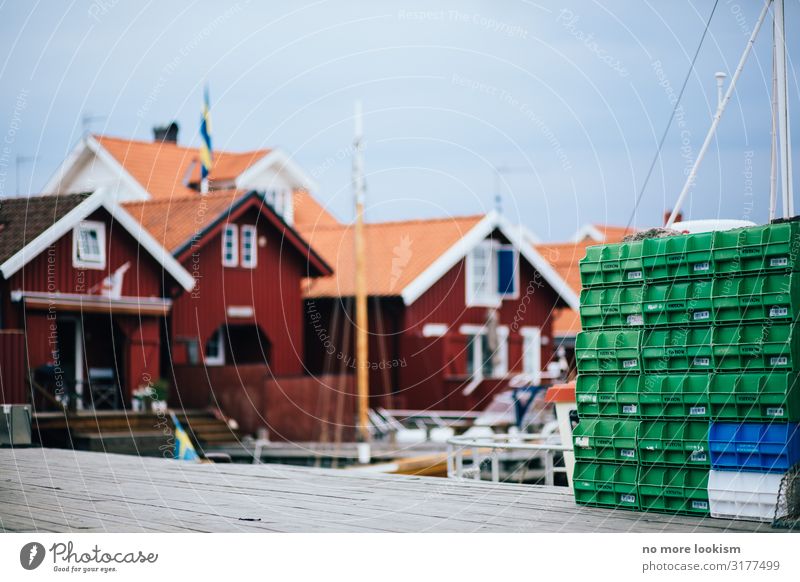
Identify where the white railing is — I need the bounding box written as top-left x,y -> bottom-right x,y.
446,433 -> 572,486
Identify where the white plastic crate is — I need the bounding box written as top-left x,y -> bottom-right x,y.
708,470 -> 782,522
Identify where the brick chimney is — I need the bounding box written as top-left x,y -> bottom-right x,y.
153,121 -> 179,144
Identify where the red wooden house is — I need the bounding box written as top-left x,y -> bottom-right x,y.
300,212 -> 579,412
0,190 -> 195,409
123,189 -> 331,382
42,129 -> 339,437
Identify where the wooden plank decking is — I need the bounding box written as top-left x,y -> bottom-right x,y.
0,448 -> 774,533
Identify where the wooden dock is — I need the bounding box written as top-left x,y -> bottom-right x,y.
0,448 -> 774,533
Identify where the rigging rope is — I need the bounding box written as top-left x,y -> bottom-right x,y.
624,0 -> 720,230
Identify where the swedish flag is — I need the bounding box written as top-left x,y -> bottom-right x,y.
170,412 -> 199,461
199,85 -> 213,189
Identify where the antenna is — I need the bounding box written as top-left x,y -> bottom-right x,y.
492,165 -> 534,214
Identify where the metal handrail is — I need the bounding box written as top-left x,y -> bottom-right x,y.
446,433 -> 573,486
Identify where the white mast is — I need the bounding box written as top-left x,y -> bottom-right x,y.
666,0 -> 773,227
774,0 -> 794,217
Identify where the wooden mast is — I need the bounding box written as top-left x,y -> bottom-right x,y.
353,100 -> 370,446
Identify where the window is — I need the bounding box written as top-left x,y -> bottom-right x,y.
240,225 -> 257,268
522,327 -> 542,385
72,221 -> 106,269
262,189 -> 292,223
204,328 -> 225,366
222,224 -> 238,267
461,324 -> 508,378
466,241 -> 519,306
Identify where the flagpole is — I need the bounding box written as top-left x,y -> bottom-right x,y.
353,100 -> 370,453
200,84 -> 212,195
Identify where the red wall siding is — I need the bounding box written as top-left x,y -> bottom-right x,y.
171,365 -> 355,441
169,206 -> 308,376
304,297 -> 403,408
0,207 -> 170,403
0,331 -> 27,404
303,236 -> 564,412
398,253 -> 560,410
4,208 -> 165,329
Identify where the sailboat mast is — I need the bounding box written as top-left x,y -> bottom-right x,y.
666,0 -> 772,227
774,0 -> 794,217
353,100 -> 370,444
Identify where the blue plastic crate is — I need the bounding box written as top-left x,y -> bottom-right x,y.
709,422 -> 800,473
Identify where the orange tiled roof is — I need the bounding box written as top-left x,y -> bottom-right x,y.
293,190 -> 340,227
300,215 -> 485,298
95,135 -> 269,200
123,189 -> 247,253
538,225 -> 631,337
536,240 -> 595,295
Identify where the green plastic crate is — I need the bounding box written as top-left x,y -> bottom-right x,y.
575,330 -> 641,374
641,327 -> 713,372
637,421 -> 710,467
576,374 -> 640,417
713,222 -> 800,274
713,323 -> 797,371
573,462 -> 639,509
580,285 -> 644,329
573,419 -> 639,463
712,272 -> 800,323
579,240 -> 644,288
642,232 -> 713,281
708,372 -> 800,421
642,279 -> 713,327
637,466 -> 710,515
637,374 -> 710,419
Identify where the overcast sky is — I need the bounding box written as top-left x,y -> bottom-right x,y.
0,0 -> 798,240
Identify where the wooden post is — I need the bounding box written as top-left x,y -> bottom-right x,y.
353,101 -> 370,444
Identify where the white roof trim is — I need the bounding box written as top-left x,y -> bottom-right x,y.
42,138 -> 90,194
400,214 -> 497,306
0,188 -> 195,292
400,212 -> 579,310
235,148 -> 319,193
516,223 -> 541,245
42,135 -> 152,202
0,191 -> 107,279
571,224 -> 605,242
85,135 -> 152,201
106,203 -> 196,291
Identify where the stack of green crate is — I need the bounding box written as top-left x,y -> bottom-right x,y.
571,222 -> 800,516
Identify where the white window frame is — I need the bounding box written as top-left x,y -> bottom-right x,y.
240,225 -> 257,268
466,240 -> 499,307
422,323 -> 448,337
521,326 -> 542,385
72,220 -> 107,270
204,328 -> 225,366
460,324 -> 509,379
222,224 -> 238,267
465,240 -> 519,307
